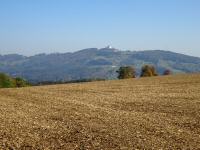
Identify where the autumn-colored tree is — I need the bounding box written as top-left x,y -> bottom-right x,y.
140,65 -> 158,77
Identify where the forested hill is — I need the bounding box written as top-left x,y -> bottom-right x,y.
1,47 -> 200,83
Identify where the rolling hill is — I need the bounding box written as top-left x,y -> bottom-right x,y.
1,47 -> 200,83
0,74 -> 200,149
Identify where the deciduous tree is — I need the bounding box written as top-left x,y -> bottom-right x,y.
140,65 -> 158,77
117,66 -> 136,79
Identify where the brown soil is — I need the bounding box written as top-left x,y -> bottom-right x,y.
0,74 -> 200,149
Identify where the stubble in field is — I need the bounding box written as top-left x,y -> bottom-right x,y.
0,74 -> 200,149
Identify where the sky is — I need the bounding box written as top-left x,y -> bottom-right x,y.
0,0 -> 200,56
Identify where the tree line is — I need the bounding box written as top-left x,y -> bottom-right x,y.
0,73 -> 30,88
117,65 -> 172,79
0,65 -> 171,88
34,78 -> 105,86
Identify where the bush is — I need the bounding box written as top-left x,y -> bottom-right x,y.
14,77 -> 30,87
0,73 -> 30,88
117,66 -> 136,79
0,73 -> 15,88
163,69 -> 172,75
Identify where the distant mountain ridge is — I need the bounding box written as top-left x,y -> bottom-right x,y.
1,47 -> 200,83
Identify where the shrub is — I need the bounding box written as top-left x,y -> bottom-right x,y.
163,69 -> 172,75
0,73 -> 15,88
0,73 -> 30,88
14,77 -> 30,87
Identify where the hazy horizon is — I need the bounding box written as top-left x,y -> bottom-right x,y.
0,46 -> 198,58
0,0 -> 200,56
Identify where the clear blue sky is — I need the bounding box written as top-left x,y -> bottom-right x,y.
0,0 -> 200,56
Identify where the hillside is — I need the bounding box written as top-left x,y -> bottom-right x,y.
1,47 -> 200,82
0,74 -> 200,149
